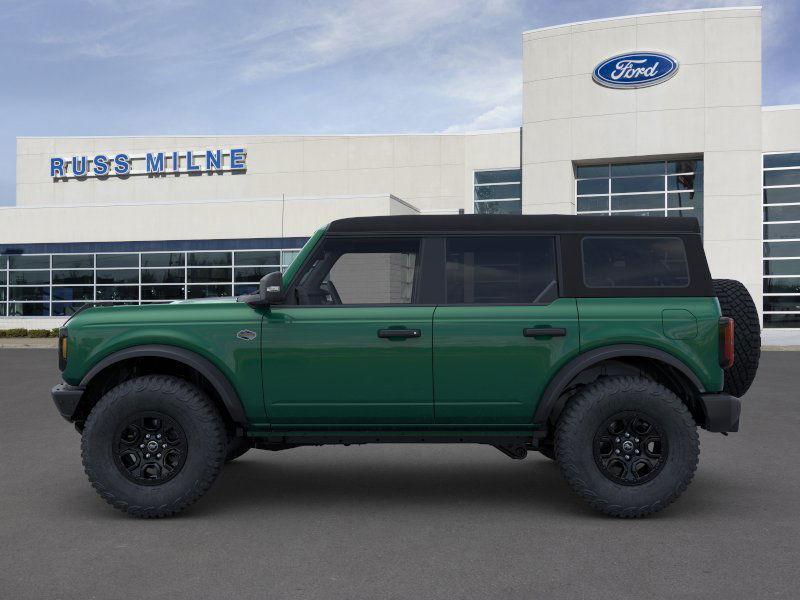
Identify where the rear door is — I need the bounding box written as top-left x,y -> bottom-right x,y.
262,236 -> 435,424
432,235 -> 579,424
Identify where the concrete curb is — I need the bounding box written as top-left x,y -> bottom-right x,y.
0,339 -> 58,349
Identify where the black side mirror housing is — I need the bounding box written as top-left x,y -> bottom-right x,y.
238,270 -> 284,306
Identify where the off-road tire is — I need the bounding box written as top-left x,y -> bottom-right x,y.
225,435 -> 252,463
555,376 -> 699,518
713,278 -> 761,397
81,375 -> 226,518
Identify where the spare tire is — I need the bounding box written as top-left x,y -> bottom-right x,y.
713,279 -> 761,397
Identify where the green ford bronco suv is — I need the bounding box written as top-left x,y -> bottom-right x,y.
52,215 -> 761,518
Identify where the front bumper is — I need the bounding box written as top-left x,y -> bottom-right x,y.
699,393 -> 741,433
51,384 -> 85,421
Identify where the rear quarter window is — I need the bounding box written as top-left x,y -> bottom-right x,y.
582,236 -> 690,288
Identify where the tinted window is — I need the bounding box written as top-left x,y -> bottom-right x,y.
96,254 -> 137,268
445,236 -> 556,304
141,253 -> 185,268
296,238 -> 419,305
188,252 -> 231,266
96,269 -> 138,284
9,255 -> 48,269
582,237 -> 690,288
52,254 -> 93,269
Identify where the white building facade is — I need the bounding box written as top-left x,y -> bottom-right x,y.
3,6 -> 800,344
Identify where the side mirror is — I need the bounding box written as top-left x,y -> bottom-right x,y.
238,270 -> 284,306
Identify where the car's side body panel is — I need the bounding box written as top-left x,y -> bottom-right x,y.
431,299 -> 580,423
576,297 -> 723,392
261,306 -> 435,424
61,300 -> 266,421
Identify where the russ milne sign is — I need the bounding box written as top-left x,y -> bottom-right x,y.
50,148 -> 246,179
592,52 -> 678,89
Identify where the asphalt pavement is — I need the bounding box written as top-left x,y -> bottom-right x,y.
1,349 -> 798,599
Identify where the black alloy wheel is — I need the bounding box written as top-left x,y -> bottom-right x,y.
114,412 -> 187,485
593,411 -> 667,485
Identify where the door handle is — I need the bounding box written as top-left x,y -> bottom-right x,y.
523,327 -> 566,338
377,329 -> 422,339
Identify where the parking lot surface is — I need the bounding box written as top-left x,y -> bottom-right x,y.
1,349 -> 798,599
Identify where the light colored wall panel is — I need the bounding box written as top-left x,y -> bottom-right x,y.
703,195 -> 762,242
346,168 -> 394,195
347,137 -> 395,169
705,62 -> 761,108
571,75 -> 636,118
703,151 -> 762,197
524,77 -> 573,122
523,33 -> 572,82
762,108 -> 800,152
570,113 -> 637,161
634,108 -> 705,157
302,138 -> 349,172
570,25 -> 637,75
635,64 -> 705,112
525,119 -> 572,163
705,106 -> 762,151
393,136 -> 441,167
246,140 -> 304,174
704,16 -> 760,63
301,170 -> 349,197
636,17 -> 706,64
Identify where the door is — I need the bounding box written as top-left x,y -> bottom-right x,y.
433,235 -> 579,424
262,236 -> 434,424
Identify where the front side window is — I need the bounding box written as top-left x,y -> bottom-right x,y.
445,236 -> 557,304
582,237 -> 689,288
295,238 -> 419,305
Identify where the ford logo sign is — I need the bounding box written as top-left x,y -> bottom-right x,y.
593,52 -> 678,89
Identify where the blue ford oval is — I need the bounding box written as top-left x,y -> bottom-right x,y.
593,52 -> 679,89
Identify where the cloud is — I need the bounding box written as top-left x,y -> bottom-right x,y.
442,103 -> 521,133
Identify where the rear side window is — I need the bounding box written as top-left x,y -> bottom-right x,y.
446,236 -> 557,304
582,236 -> 689,288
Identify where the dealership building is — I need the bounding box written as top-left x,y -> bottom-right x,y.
3,6 -> 800,344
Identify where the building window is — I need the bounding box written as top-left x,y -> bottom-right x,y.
575,159 -> 703,230
474,169 -> 521,214
763,153 -> 800,329
1,246 -> 301,318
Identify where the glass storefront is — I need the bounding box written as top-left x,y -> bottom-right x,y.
0,248 -> 301,317
763,152 -> 800,329
474,169 -> 522,214
575,159 -> 703,230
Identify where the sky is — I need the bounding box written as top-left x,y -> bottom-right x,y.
1,0 -> 798,206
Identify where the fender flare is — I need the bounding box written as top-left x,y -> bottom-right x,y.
80,344 -> 247,424
533,344 -> 706,424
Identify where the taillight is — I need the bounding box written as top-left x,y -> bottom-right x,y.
719,317 -> 734,369
58,327 -> 68,371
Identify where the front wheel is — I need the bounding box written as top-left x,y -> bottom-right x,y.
81,375 -> 226,518
555,376 -> 699,518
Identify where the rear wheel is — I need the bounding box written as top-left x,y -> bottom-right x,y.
555,376 -> 699,518
81,375 -> 226,518
713,279 -> 761,397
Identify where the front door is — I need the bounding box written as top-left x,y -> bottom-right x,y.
262,236 -> 434,424
433,235 -> 580,424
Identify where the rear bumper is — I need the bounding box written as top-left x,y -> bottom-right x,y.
51,384 -> 84,422
699,393 -> 741,433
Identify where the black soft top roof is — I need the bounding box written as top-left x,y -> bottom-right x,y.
327,214 -> 701,235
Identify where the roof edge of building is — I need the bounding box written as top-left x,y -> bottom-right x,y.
16,128 -> 521,141
522,5 -> 762,36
